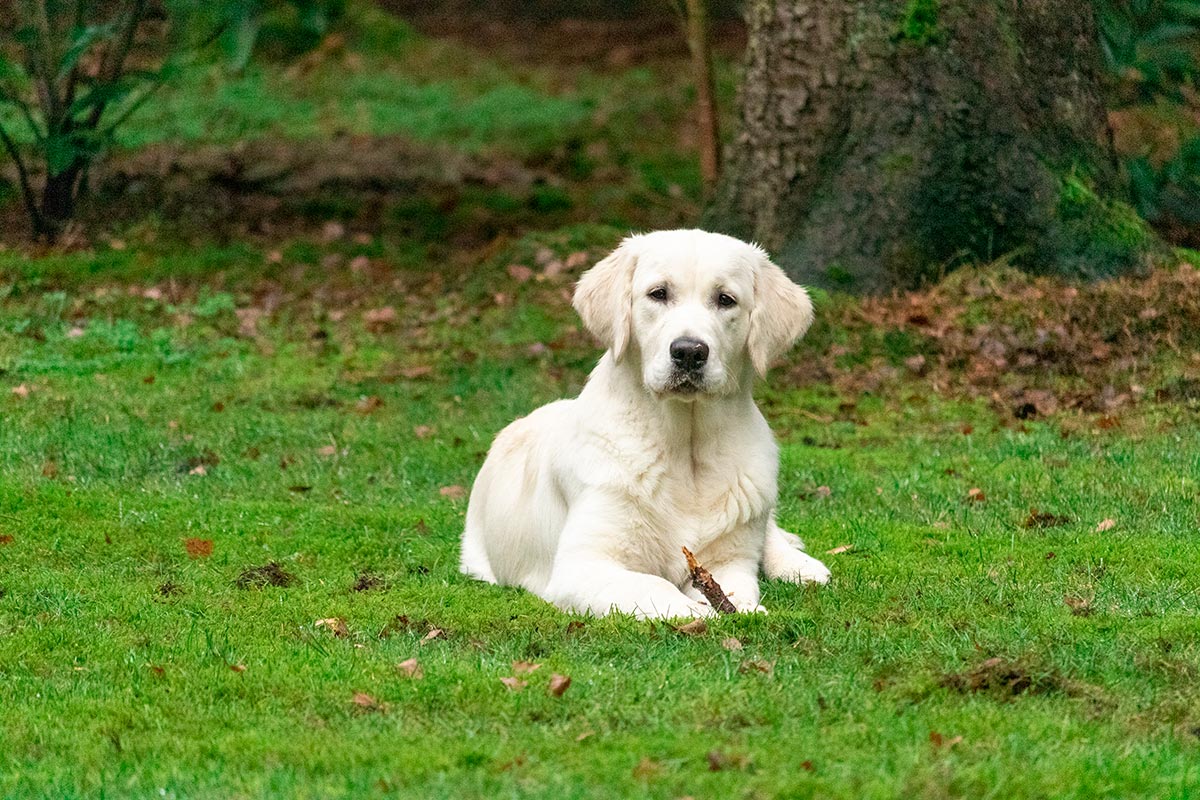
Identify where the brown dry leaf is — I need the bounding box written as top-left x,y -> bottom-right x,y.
966,487 -> 986,503
439,485 -> 467,500
397,658 -> 423,679
399,365 -> 434,379
721,637 -> 744,652
183,538 -> 213,559
1096,518 -> 1116,532
565,251 -> 589,270
41,459 -> 59,478
673,619 -> 708,636
188,464 -> 207,476
512,661 -> 542,675
419,628 -> 445,645
826,544 -> 854,555
548,673 -> 572,697
351,692 -> 384,712
413,425 -> 434,439
11,384 -> 31,398
739,659 -> 775,675
363,306 -> 397,331
814,485 -> 832,499
316,444 -> 338,457
315,617 -> 350,638
929,731 -> 963,749
500,676 -> 527,692
355,395 -> 384,414
349,255 -> 371,272
507,264 -> 534,283
229,663 -> 246,673
0,535 -> 14,546
575,730 -> 594,742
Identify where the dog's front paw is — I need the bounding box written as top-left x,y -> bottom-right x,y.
770,549 -> 831,585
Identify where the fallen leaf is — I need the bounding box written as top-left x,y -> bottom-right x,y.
0,535 -> 14,546
288,485 -> 313,493
351,692 -> 384,712
363,306 -> 397,331
507,264 -> 534,283
826,544 -> 854,555
316,444 -> 338,457
575,730 -> 594,742
512,661 -> 542,675
41,460 -> 59,478
355,395 -> 384,414
413,425 -> 434,439
188,465 -> 207,476
229,663 -> 246,673
966,487 -> 986,503
315,617 -> 349,638
66,326 -> 85,339
548,673 -> 571,697
814,485 -> 832,499
419,628 -> 445,645
439,485 -> 467,500
632,757 -> 662,779
397,658 -> 423,679
929,731 -> 963,749
11,384 -> 31,398
801,760 -> 815,771
739,659 -> 774,675
673,619 -> 708,636
349,255 -> 371,272
721,637 -> 744,651
398,365 -> 434,379
1095,518 -> 1116,532
183,538 -> 213,559
500,676 -> 527,691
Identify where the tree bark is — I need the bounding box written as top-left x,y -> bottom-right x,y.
710,0 -> 1161,292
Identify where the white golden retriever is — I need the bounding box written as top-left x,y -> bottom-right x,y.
460,229 -> 830,619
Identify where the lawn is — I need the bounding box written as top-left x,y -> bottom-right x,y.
2,4 -> 1200,798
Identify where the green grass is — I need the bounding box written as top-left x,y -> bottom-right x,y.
2,251 -> 1200,799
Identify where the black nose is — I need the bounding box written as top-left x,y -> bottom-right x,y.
669,337 -> 709,371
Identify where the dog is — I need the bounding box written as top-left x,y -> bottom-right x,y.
460,229 -> 830,619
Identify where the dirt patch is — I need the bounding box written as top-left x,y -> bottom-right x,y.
378,0 -> 745,69
235,562 -> 298,589
940,657 -> 1066,698
157,581 -> 183,597
352,571 -> 385,592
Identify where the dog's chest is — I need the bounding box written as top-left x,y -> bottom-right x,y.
620,440 -> 776,576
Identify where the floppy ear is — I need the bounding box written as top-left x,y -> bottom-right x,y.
748,253 -> 814,377
573,240 -> 637,362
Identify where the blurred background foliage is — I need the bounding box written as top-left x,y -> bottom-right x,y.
0,0 -> 1198,251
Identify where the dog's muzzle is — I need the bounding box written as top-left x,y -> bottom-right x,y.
666,337 -> 709,393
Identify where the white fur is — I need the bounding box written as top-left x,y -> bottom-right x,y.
460,229 -> 830,619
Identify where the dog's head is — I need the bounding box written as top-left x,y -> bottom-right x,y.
573,229 -> 813,398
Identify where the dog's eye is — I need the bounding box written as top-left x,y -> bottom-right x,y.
717,292 -> 737,308
647,286 -> 669,302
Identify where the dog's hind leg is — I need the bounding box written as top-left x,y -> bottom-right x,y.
459,522 -> 497,584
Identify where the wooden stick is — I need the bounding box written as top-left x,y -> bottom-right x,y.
682,547 -> 737,614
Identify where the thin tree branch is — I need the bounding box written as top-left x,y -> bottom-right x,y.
0,120 -> 44,233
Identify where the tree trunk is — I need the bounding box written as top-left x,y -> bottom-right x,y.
684,0 -> 721,193
710,0 -> 1162,292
